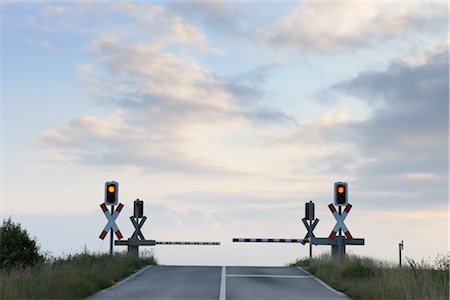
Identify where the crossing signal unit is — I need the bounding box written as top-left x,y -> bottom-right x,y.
305,201 -> 315,220
334,182 -> 348,206
134,199 -> 144,218
105,181 -> 119,205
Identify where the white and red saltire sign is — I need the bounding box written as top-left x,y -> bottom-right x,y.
328,203 -> 353,240
99,203 -> 124,240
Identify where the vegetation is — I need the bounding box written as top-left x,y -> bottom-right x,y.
291,254 -> 449,300
0,251 -> 157,299
0,218 -> 45,269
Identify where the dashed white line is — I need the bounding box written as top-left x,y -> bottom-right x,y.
226,274 -> 311,278
219,266 -> 226,300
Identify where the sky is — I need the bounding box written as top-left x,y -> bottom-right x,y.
1,2 -> 448,266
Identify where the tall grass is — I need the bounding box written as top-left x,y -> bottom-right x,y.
0,251 -> 157,299
291,254 -> 449,300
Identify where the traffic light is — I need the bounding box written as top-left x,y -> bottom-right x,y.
105,181 -> 118,205
305,201 -> 315,220
134,199 -> 144,218
334,182 -> 348,206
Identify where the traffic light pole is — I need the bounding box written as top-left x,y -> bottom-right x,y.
110,205 -> 114,257
338,206 -> 343,258
309,219 -> 312,258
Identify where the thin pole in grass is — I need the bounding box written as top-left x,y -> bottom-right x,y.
399,240 -> 404,268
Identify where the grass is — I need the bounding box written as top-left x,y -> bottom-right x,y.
291,254 -> 449,300
0,251 -> 157,299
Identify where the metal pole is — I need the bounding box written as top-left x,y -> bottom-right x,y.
110,205 -> 114,257
338,206 -> 343,258
399,240 -> 403,268
309,219 -> 312,258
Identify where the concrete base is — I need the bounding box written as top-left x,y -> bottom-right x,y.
127,244 -> 139,258
331,237 -> 346,258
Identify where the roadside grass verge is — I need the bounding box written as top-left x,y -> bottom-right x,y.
0,251 -> 157,299
291,254 -> 449,300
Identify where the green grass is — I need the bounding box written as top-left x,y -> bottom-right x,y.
291,254 -> 449,300
0,251 -> 157,299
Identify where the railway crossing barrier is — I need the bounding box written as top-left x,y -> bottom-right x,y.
114,199 -> 220,258
98,181 -> 364,259
232,238 -> 305,243
233,182 -> 365,258
233,201 -> 320,257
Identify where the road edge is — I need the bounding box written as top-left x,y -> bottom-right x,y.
95,265 -> 152,295
296,266 -> 349,298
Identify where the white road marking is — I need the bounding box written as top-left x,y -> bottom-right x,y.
297,267 -> 348,297
226,274 -> 311,278
100,265 -> 152,293
219,266 -> 226,300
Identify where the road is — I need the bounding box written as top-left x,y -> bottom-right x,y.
88,266 -> 350,299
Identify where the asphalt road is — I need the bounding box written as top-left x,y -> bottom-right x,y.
88,266 -> 350,300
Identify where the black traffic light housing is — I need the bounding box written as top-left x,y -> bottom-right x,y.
134,199 -> 144,218
334,182 -> 348,206
305,201 -> 315,220
105,181 -> 119,205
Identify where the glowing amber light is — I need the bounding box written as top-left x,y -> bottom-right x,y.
337,186 -> 345,194
108,185 -> 115,193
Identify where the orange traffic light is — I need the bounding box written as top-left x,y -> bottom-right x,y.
105,181 -> 119,205
334,182 -> 348,206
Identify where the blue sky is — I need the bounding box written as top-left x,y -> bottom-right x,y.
1,2 -> 448,265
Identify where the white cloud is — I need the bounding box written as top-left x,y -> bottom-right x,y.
404,173 -> 437,180
263,2 -> 446,52
31,3 -> 447,204
111,3 -> 219,54
33,6 -> 291,175
402,43 -> 448,67
41,5 -> 68,15
23,37 -> 55,53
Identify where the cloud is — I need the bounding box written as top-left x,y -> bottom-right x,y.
33,6 -> 292,175
333,49 -> 448,207
359,52 -> 447,200
264,47 -> 448,208
262,2 -> 446,52
34,108 -> 243,175
332,49 -> 448,160
166,1 -> 245,36
24,37 -> 55,53
111,2 -> 219,54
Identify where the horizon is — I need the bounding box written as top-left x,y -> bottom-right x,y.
1,2 -> 448,266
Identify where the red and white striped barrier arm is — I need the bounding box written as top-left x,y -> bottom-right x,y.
328,204 -> 353,240
233,238 -> 307,244
99,203 -> 124,240
156,241 -> 220,245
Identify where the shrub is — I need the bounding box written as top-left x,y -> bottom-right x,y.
0,217 -> 44,269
